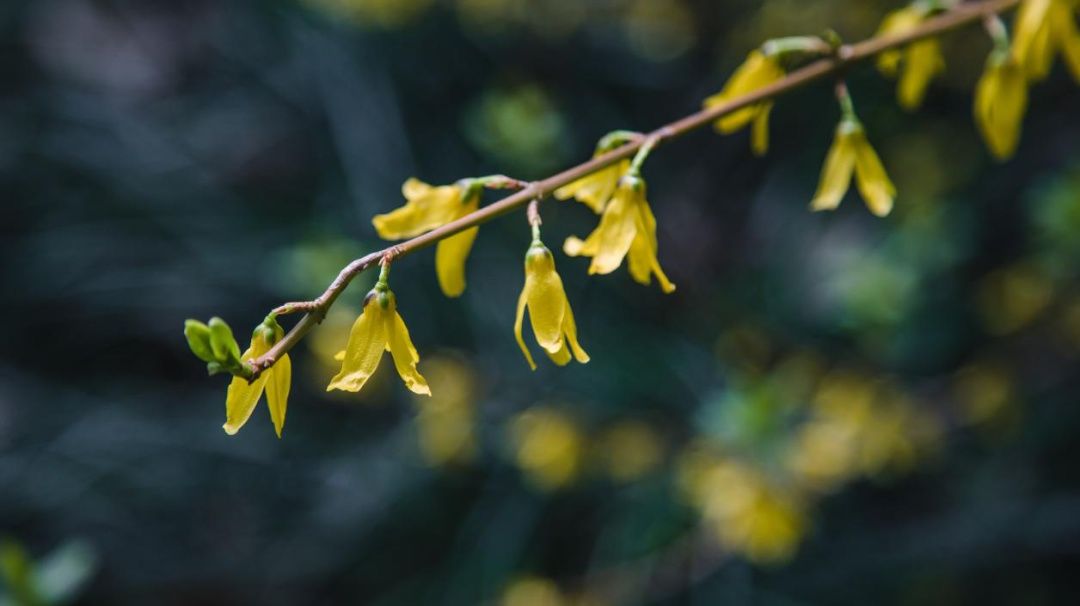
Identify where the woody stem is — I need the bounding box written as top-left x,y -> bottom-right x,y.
243,0 -> 1022,381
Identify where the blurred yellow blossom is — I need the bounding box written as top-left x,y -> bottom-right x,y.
874,4 -> 945,110
680,453 -> 806,564
373,179 -> 481,297
952,362 -> 1017,427
223,317 -> 292,438
305,0 -> 433,28
564,175 -> 676,293
594,420 -> 663,483
501,576 -> 566,606
510,407 -> 584,491
703,50 -> 785,155
1012,0 -> 1080,82
413,355 -> 478,467
327,283 -> 430,396
977,263 -> 1053,334
811,117 -> 896,217
974,52 -> 1028,160
514,240 -> 589,370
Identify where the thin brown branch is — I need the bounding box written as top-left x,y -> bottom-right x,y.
245,0 -> 1021,380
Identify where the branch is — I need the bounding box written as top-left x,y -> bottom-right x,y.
245,0 -> 1021,380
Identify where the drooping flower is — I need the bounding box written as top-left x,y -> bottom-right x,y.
223,317 -> 292,437
810,118 -> 897,217
554,158 -> 631,214
974,51 -> 1029,160
327,283 -> 430,396
372,178 -> 480,298
514,240 -> 589,370
703,50 -> 786,155
1012,0 -> 1080,83
874,5 -> 945,110
563,175 -> 676,292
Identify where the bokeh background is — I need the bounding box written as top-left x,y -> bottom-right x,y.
3,0 -> 1080,603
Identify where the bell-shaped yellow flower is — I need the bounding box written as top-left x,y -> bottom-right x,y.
514,241 -> 589,370
874,6 -> 945,110
372,178 -> 480,298
554,158 -> 630,214
810,119 -> 897,217
224,319 -> 292,437
974,52 -> 1029,160
704,50 -> 785,155
327,284 -> 430,396
1013,0 -> 1080,82
564,175 -> 676,293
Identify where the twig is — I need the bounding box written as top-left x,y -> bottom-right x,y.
244,0 -> 1021,380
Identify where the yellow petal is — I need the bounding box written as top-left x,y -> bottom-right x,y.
435,196 -> 480,298
587,181 -> 641,275
513,287 -> 536,370
875,7 -> 923,75
525,249 -> 568,353
223,340 -> 271,435
554,159 -> 629,213
707,51 -> 785,134
561,297 -> 590,364
386,309 -> 430,396
265,353 -> 291,438
898,39 -> 944,111
810,127 -> 857,212
563,232 -> 599,258
1013,0 -> 1054,80
372,180 -> 464,240
1053,1 -> 1080,83
627,199 -> 676,293
975,57 -> 1028,160
852,132 -> 897,217
751,103 -> 771,156
546,341 -> 572,366
327,300 -> 388,392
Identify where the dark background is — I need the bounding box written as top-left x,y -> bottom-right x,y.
2,0 -> 1079,604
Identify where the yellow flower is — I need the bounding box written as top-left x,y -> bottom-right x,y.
413,355 -> 477,466
874,6 -> 945,110
554,158 -> 631,214
1013,0 -> 1080,82
223,319 -> 292,437
327,284 -> 430,396
703,50 -> 785,155
810,119 -> 897,217
510,407 -> 583,491
372,178 -> 480,298
563,175 -> 676,292
974,52 -> 1029,160
514,242 -> 589,370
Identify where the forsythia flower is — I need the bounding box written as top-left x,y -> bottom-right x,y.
372,178 -> 480,298
703,50 -> 785,155
510,407 -> 584,491
223,318 -> 292,437
514,241 -> 589,370
327,283 -> 431,396
874,5 -> 945,110
1012,0 -> 1080,82
554,158 -> 631,214
564,175 -> 677,292
974,52 -> 1029,160
810,118 -> 897,217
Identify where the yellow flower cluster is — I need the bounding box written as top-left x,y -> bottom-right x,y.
223,319 -> 293,438
678,449 -> 806,564
703,50 -> 786,155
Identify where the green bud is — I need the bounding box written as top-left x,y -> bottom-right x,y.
183,320 -> 216,363
207,317 -> 241,366
206,361 -> 225,376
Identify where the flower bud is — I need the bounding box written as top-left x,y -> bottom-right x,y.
207,317 -> 242,366
184,319 -> 216,363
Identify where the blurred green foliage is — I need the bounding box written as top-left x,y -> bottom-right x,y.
2,0 -> 1080,604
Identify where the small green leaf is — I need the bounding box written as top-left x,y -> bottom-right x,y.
207,317 -> 241,366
